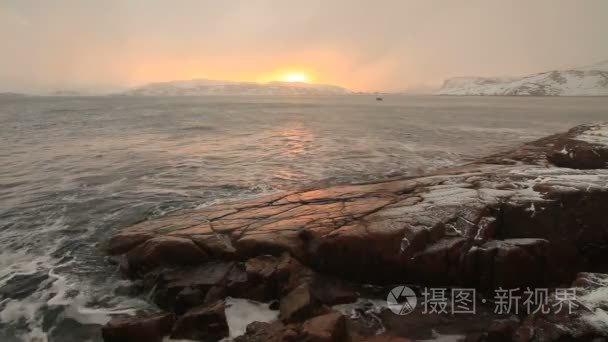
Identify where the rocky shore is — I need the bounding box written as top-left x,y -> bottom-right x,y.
101,123 -> 608,342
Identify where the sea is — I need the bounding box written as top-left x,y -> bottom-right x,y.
0,95 -> 607,341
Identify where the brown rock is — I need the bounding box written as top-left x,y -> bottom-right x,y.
300,311 -> 346,342
151,261 -> 235,311
171,300 -> 228,340
463,332 -> 487,342
191,233 -> 237,259
409,237 -> 467,285
547,140 -> 608,169
246,255 -> 278,281
486,318 -> 520,342
126,236 -> 208,272
173,287 -> 205,315
240,255 -> 280,300
512,324 -> 534,342
359,335 -> 414,342
463,239 -> 548,290
277,253 -> 315,295
310,275 -> 358,306
204,285 -> 227,303
104,232 -> 154,255
225,262 -> 249,293
280,283 -> 320,323
161,261 -> 235,290
101,312 -> 173,342
234,321 -> 299,342
314,220 -> 408,283
235,229 -> 305,258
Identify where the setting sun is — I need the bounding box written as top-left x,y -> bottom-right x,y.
280,72 -> 308,83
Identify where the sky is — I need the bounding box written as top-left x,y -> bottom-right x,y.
1,0 -> 608,93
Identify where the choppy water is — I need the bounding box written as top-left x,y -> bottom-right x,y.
0,95 -> 607,341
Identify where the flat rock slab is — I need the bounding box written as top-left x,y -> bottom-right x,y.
105,123 -> 608,289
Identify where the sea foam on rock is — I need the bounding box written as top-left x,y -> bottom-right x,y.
101,123 -> 608,341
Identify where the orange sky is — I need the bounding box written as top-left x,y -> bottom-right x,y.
124,50 -> 399,91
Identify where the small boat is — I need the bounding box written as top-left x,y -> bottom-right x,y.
376,97 -> 383,101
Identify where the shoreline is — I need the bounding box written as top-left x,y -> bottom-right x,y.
101,123 -> 608,341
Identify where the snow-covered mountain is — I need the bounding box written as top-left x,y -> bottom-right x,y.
122,79 -> 352,96
436,60 -> 608,96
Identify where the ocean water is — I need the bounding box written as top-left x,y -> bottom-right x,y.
0,95 -> 607,341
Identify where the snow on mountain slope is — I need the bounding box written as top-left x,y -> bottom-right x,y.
576,60 -> 608,72
437,60 -> 608,96
122,79 -> 352,96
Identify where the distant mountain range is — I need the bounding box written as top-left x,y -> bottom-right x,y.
0,92 -> 26,98
121,79 -> 353,96
436,60 -> 608,96
4,61 -> 608,97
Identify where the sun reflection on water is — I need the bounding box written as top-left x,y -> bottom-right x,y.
277,123 -> 313,158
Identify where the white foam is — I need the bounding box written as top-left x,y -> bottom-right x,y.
17,327 -> 48,342
0,297 -> 42,324
420,333 -> 467,342
333,298 -> 389,318
0,251 -> 149,341
224,297 -> 279,338
575,274 -> 608,333
582,309 -> 608,331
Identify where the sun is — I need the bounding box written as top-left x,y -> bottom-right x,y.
280,72 -> 308,83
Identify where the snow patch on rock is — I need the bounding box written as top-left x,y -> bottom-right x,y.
575,124 -> 608,147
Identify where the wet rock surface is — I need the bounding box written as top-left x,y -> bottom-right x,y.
101,312 -> 173,342
233,321 -> 299,342
101,123 -> 608,341
171,300 -> 229,340
279,283 -> 321,323
300,311 -> 347,342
